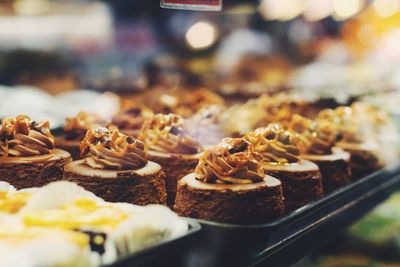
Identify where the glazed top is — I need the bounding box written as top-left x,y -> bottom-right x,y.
64,112 -> 107,141
139,113 -> 201,154
244,123 -> 300,164
195,138 -> 264,184
111,106 -> 154,130
289,114 -> 337,155
80,127 -> 147,170
0,115 -> 55,157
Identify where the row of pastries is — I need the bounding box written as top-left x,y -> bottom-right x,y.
0,90 -> 393,254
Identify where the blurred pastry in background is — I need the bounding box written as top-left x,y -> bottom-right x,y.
175,138 -> 285,224
63,127 -> 167,205
56,112 -> 108,160
111,105 -> 154,138
140,88 -> 224,118
0,115 -> 71,189
184,104 -> 226,147
317,104 -> 383,180
139,113 -> 203,206
245,124 -> 323,212
289,115 -> 351,193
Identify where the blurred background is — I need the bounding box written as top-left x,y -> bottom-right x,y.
2,0 -> 400,266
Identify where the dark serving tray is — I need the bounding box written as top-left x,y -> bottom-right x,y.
104,220 -> 201,267
182,164 -> 400,267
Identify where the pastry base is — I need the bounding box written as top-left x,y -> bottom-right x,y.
148,150 -> 202,206
63,160 -> 167,205
0,149 -> 72,189
337,142 -> 383,180
261,159 -> 323,212
174,173 -> 284,224
303,148 -> 351,193
55,136 -> 81,160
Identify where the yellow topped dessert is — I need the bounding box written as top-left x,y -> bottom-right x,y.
64,112 -> 107,141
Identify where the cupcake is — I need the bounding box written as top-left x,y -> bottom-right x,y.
244,124 -> 323,212
174,138 -> 285,224
139,113 -> 202,206
289,115 -> 351,193
63,127 -> 167,205
317,105 -> 383,179
111,105 -> 154,137
0,115 -> 71,189
56,112 -> 108,160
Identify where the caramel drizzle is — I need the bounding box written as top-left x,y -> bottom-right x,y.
195,138 -> 264,184
64,112 -> 106,141
80,127 -> 147,170
139,113 -> 201,155
289,115 -> 337,155
0,115 -> 55,157
245,123 -> 300,164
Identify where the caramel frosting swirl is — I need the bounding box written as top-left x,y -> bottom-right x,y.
244,123 -> 300,164
195,138 -> 264,184
64,112 -> 107,141
112,106 -> 154,130
0,115 -> 55,157
80,127 -> 147,170
289,115 -> 337,155
139,113 -> 201,154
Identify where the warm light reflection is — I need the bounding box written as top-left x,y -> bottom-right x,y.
358,24 -> 378,46
185,21 -> 218,50
373,0 -> 400,18
303,0 -> 333,22
259,0 -> 304,21
333,0 -> 364,20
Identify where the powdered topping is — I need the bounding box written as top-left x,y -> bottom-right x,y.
289,115 -> 338,155
64,112 -> 107,141
195,138 -> 264,184
0,115 -> 55,157
245,123 -> 300,164
139,113 -> 201,154
80,127 -> 147,170
112,106 -> 154,131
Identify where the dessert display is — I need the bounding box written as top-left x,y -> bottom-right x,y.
111,105 -> 154,137
317,105 -> 383,179
244,124 -> 323,212
0,115 -> 71,189
56,112 -> 108,160
139,113 -> 203,206
0,181 -> 188,267
63,127 -> 167,205
174,138 -> 285,224
289,115 -> 352,193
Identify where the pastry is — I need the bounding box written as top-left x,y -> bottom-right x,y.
0,181 -> 188,267
63,127 -> 167,205
111,105 -> 154,137
244,124 -> 323,212
0,115 -> 71,189
174,138 -> 285,224
56,112 -> 108,160
289,115 -> 351,193
139,113 -> 202,206
317,105 -> 383,179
